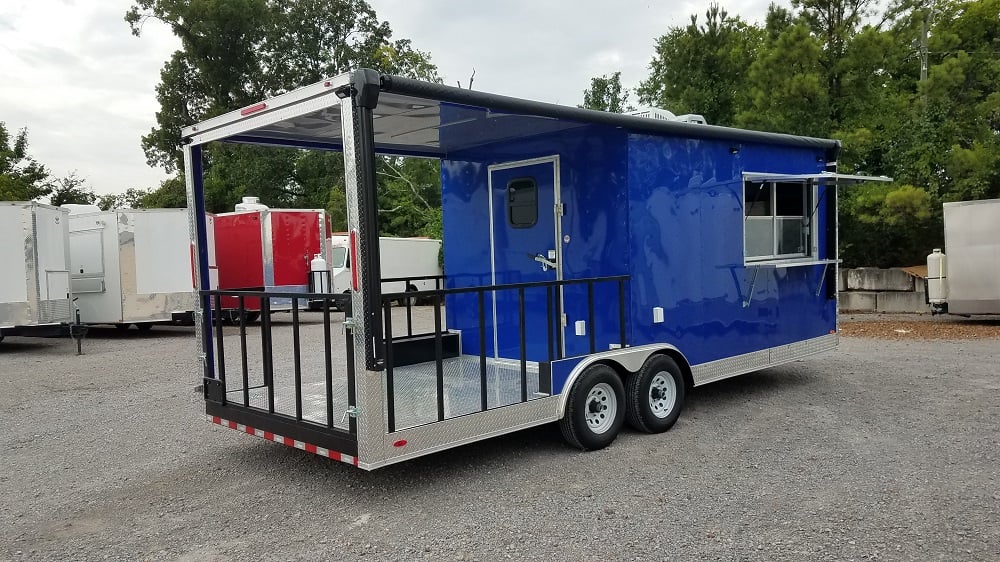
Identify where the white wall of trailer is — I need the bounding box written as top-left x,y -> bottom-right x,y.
68,208 -> 197,324
942,199 -> 1000,314
0,202 -> 73,329
0,207 -> 29,305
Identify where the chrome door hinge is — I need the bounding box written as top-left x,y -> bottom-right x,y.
342,316 -> 357,333
555,203 -> 565,216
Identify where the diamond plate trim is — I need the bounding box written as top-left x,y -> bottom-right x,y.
367,396 -> 561,470
340,91 -> 385,466
691,333 -> 838,386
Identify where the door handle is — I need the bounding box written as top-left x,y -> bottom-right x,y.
528,252 -> 557,271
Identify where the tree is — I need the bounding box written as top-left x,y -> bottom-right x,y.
96,188 -> 154,210
737,23 -> 831,136
49,173 -> 97,206
376,157 -> 441,236
840,183 -> 941,266
0,122 -> 51,201
792,0 -> 880,123
141,176 -> 188,209
637,3 -> 763,126
581,72 -> 632,113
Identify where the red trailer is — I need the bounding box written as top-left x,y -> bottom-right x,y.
213,198 -> 331,318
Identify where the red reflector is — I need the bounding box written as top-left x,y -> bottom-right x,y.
393,440 -> 407,448
350,230 -> 359,291
240,102 -> 267,116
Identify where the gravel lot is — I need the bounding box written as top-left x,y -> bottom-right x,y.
2,311 -> 998,561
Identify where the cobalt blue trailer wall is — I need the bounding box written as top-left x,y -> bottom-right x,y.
441,123 -> 630,360
626,135 -> 835,366
439,111 -> 836,369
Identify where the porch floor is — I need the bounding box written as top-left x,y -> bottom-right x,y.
224,354 -> 544,432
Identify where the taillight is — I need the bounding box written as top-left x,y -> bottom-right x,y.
350,229 -> 359,291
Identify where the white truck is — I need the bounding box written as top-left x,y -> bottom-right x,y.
328,235 -> 442,308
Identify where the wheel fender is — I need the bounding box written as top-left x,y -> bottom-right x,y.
556,344 -> 690,418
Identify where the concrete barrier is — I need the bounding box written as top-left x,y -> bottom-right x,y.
877,291 -> 929,314
839,291 -> 877,312
838,267 -> 928,313
846,268 -> 914,291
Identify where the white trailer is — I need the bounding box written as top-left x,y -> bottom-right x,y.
0,202 -> 73,339
927,199 -> 1000,315
328,235 -> 442,303
67,207 -> 203,328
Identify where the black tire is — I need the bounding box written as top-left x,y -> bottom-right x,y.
222,310 -> 260,324
135,322 -> 154,332
334,290 -> 351,312
397,285 -> 418,307
559,363 -> 626,451
114,323 -> 130,331
625,354 -> 686,433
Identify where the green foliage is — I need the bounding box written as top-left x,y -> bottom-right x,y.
738,23 -> 830,136
141,176 -> 188,208
376,157 -> 441,237
96,188 -> 154,210
637,0 -> 999,266
48,173 -> 97,206
840,183 -> 941,267
581,72 -> 632,113
0,122 -> 51,201
636,3 -> 762,126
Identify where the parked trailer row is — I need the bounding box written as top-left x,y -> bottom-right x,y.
184,68 -> 888,470
2,199 -> 391,337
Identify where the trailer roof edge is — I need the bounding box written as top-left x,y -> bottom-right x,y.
379,73 -> 841,152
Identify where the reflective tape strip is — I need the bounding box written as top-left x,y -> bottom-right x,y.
208,415 -> 358,466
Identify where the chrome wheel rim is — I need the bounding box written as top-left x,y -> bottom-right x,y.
585,382 -> 617,434
648,372 -> 677,419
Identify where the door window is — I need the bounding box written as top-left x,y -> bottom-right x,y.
507,178 -> 538,228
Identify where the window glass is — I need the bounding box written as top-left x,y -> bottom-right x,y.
744,179 -> 812,261
508,178 -> 537,228
745,218 -> 774,258
330,246 -> 347,268
777,217 -> 807,255
775,183 -> 805,216
744,183 -> 771,216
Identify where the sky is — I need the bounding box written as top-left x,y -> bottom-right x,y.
0,0 -> 775,197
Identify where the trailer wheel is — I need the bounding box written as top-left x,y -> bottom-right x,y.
559,363 -> 625,451
626,355 -> 686,433
135,322 -> 154,332
114,323 -> 130,331
397,285 -> 418,307
222,310 -> 260,324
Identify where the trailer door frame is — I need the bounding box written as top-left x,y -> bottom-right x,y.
487,155 -> 564,359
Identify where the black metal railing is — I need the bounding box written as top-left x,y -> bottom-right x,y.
379,275 -> 629,433
380,274 -> 444,337
202,290 -> 357,438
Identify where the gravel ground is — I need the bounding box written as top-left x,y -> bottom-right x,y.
2,311 -> 998,561
840,313 -> 1000,340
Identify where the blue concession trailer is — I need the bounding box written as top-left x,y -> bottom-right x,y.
185,69 -> 886,469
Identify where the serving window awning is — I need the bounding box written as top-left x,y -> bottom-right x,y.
743,171 -> 892,185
